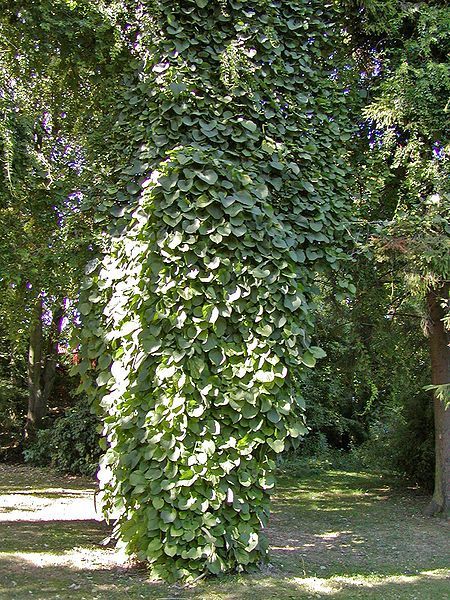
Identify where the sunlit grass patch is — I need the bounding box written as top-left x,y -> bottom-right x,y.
0,547 -> 120,570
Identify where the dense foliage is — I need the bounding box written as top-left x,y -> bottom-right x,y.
361,1 -> 449,285
0,0 -> 123,435
344,0 -> 450,514
77,0 -> 355,581
23,399 -> 101,476
298,263 -> 434,489
0,0 -> 99,347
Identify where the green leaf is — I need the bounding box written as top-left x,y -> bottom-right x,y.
310,221 -> 323,232
142,336 -> 162,353
96,371 -> 111,386
184,218 -> 201,234
167,231 -> 183,249
252,267 -> 271,278
164,543 -> 178,557
309,346 -> 327,359
208,306 -> 219,324
178,179 -> 193,192
256,323 -> 272,337
169,82 -> 187,96
190,356 -> 206,378
197,170 -> 218,185
301,351 -> 316,368
255,370 -> 274,383
241,119 -> 257,133
267,439 -> 285,453
207,556 -> 223,574
267,409 -> 281,423
196,193 -> 214,207
284,293 -> 302,312
301,181 -> 315,193
289,422 -> 308,438
160,509 -> 177,523
127,182 -> 140,194
147,539 -> 163,554
222,195 -> 235,208
205,256 -> 221,270
209,347 -> 224,366
226,286 -> 241,303
254,184 -> 269,199
78,303 -> 91,316
153,497 -> 165,510
156,364 -> 177,379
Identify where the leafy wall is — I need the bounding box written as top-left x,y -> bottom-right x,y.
78,0 -> 354,581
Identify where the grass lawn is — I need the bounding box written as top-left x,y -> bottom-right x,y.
0,462 -> 448,599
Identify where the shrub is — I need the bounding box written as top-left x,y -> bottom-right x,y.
0,379 -> 27,456
23,400 -> 101,476
352,392 -> 434,490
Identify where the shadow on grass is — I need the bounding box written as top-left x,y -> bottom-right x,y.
1,554 -> 448,600
0,464 -> 96,494
265,467 -> 449,580
0,554 -> 174,600
196,569 -> 450,600
273,468 -> 428,520
5,489 -> 95,498
0,519 -> 110,553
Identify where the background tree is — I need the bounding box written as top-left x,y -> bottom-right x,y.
340,0 -> 450,514
0,0 -> 120,437
299,261 -> 434,490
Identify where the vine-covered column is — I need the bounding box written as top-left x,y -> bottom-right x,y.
79,0 -> 353,581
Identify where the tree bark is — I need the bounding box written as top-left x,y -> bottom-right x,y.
424,283 -> 450,517
25,296 -> 44,437
25,300 -> 64,438
42,306 -> 64,407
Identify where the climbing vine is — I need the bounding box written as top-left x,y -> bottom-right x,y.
78,0 -> 354,582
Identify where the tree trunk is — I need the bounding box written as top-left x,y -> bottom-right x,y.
424,283 -> 450,517
25,296 -> 44,437
42,306 -> 64,407
25,300 -> 64,438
